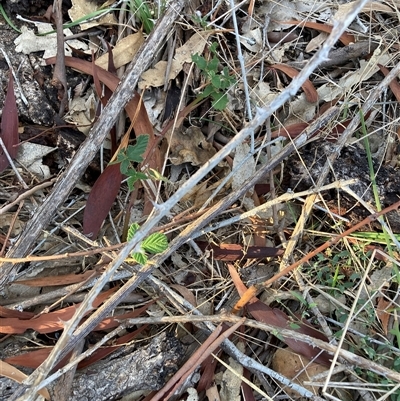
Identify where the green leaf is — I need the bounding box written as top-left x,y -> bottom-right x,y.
120,159 -> 130,175
208,57 -> 219,72
132,251 -> 148,265
209,42 -> 218,54
202,85 -> 214,97
211,93 -> 228,110
127,222 -> 140,241
141,232 -> 168,254
289,322 -> 301,330
192,54 -> 207,70
127,175 -> 139,191
211,75 -> 222,89
127,135 -> 149,162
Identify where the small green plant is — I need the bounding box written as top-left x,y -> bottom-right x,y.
192,42 -> 236,110
114,135 -> 150,191
192,13 -> 209,29
129,0 -> 157,34
127,222 -> 168,264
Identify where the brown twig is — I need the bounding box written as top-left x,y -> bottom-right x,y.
51,0 -> 68,116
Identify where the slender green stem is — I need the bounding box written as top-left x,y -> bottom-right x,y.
0,3 -> 21,33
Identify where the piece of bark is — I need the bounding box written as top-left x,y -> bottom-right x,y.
0,332 -> 183,401
49,339 -> 85,401
60,332 -> 183,401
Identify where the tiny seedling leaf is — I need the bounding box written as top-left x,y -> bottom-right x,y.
209,42 -> 218,53
192,53 -> 207,70
148,168 -> 168,182
126,170 -> 148,191
127,135 -> 149,162
120,159 -> 130,175
127,222 -> 140,241
202,85 -> 214,97
208,57 -> 219,72
211,75 -> 221,89
132,251 -> 148,265
141,232 -> 168,254
211,93 -> 228,110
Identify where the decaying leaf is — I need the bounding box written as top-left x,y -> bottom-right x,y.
15,270 -> 99,287
0,360 -> 50,400
0,72 -> 19,172
139,31 -> 211,89
335,0 -> 396,22
14,23 -> 88,59
378,64 -> 400,102
83,163 -> 122,238
232,142 -> 256,210
269,64 -> 318,103
15,142 -> 55,179
95,32 -> 145,71
228,264 -> 331,366
196,241 -> 284,261
0,288 -> 115,334
167,126 -> 216,166
280,20 -> 355,46
68,0 -> 117,30
272,347 -> 327,397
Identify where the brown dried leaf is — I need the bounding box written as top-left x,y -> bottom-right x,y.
0,287 -> 116,334
0,72 -> 19,172
83,163 -> 122,238
270,64 -> 318,103
272,347 -> 327,397
228,264 -> 331,366
95,32 -> 144,71
280,20 -> 355,46
376,297 -> 392,336
0,306 -> 34,319
0,360 -> 50,400
15,270 -> 99,287
196,241 -> 284,261
378,64 -> 400,102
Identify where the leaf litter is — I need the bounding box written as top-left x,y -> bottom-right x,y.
0,0 -> 400,400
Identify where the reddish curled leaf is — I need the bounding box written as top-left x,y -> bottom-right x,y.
270,119 -> 347,140
280,20 -> 355,46
0,306 -> 34,319
5,348 -> 52,369
0,72 -> 19,172
196,241 -> 284,261
83,163 -> 122,238
0,361 -> 50,400
270,64 -> 318,103
0,287 -> 116,334
228,264 -> 331,366
5,304 -> 152,370
15,270 -> 99,287
378,64 -> 400,102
